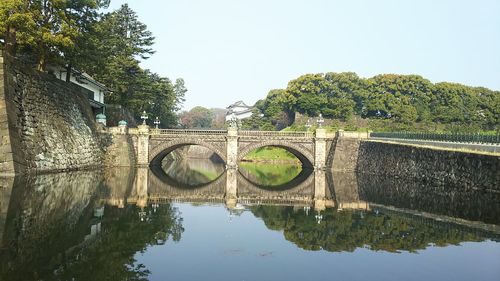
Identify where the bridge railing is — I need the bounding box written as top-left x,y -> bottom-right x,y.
128,128 -> 140,134
239,130 -> 314,138
150,129 -> 227,135
370,131 -> 500,144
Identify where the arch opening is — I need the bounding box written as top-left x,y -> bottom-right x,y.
151,144 -> 226,187
238,145 -> 314,188
239,145 -> 313,168
150,143 -> 226,167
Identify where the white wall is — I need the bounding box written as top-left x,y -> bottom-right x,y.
56,71 -> 104,104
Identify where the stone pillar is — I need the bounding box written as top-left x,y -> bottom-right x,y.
314,128 -> 327,170
137,124 -> 150,166
314,169 -> 327,211
0,51 -> 17,175
225,166 -> 238,201
226,127 -> 238,169
133,167 -> 149,208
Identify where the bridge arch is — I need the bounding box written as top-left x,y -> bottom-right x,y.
238,167 -> 314,191
236,170 -> 315,200
149,138 -> 227,166
238,141 -> 314,168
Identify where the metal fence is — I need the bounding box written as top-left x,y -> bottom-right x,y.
370,132 -> 500,144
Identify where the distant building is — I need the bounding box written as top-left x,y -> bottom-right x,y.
49,66 -> 109,115
226,101 -> 253,121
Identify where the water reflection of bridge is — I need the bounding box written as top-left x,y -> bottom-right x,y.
103,167 -> 370,211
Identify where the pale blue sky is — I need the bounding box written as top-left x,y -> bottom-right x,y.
108,0 -> 500,110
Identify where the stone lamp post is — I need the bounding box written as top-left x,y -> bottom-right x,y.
305,118 -> 312,131
316,113 -> 324,127
141,110 -> 148,125
154,117 -> 160,129
137,111 -> 150,166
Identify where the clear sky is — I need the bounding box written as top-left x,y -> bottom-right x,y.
108,0 -> 500,110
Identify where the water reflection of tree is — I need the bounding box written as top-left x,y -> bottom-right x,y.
0,204 -> 184,281
250,206 -> 498,253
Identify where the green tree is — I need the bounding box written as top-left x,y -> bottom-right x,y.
0,0 -> 36,54
0,0 -> 108,70
241,108 -> 267,130
324,72 -> 365,118
83,4 -> 183,127
262,89 -> 296,129
286,74 -> 329,116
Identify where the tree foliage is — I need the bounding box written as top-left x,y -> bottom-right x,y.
178,106 -> 214,128
1,2 -> 185,127
0,0 -> 110,69
251,72 -> 499,132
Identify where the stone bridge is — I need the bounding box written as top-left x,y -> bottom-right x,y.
120,125 -> 337,170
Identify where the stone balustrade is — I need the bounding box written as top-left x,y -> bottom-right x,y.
150,129 -> 228,135
239,130 -> 314,138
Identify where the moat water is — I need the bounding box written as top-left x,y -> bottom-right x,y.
0,158 -> 499,281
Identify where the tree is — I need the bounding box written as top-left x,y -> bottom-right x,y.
61,0 -> 110,81
1,2 -> 185,127
325,72 -> 366,117
210,108 -> 228,129
0,0 -> 109,70
262,89 -> 295,129
96,4 -> 154,60
80,4 -> 183,127
0,0 -> 35,55
286,74 -> 329,116
241,108 -> 267,130
255,70 -> 498,131
179,106 -> 214,128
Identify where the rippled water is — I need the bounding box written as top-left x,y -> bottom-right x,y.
0,158 -> 499,281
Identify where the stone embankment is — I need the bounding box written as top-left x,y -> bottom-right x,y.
1,52 -> 105,175
329,133 -> 499,192
356,141 -> 500,192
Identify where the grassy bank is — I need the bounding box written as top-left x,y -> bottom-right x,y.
241,147 -> 300,163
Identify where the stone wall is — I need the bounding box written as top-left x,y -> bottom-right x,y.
103,133 -> 136,167
0,52 -> 105,174
330,138 -> 361,172
357,141 -> 500,192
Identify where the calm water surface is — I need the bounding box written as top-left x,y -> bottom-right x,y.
0,158 -> 499,281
